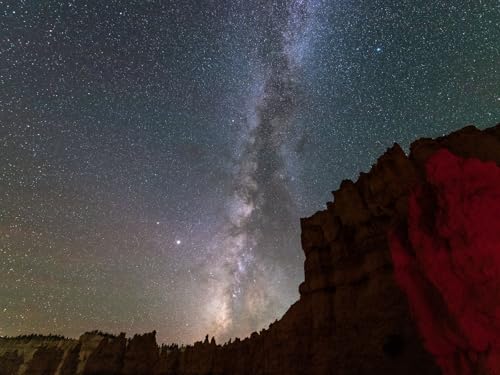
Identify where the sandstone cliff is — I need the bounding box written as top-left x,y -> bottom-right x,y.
1,123 -> 499,375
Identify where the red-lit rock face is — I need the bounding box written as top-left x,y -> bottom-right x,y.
390,149 -> 500,375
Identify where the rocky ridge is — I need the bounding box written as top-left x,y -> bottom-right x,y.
1,123 -> 499,375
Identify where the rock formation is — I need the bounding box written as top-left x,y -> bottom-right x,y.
1,123 -> 499,375
390,149 -> 500,375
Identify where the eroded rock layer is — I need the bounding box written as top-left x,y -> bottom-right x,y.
2,124 -> 499,375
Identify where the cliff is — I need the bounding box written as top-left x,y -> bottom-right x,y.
1,123 -> 499,375
390,149 -> 500,374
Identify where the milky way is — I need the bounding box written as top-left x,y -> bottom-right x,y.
202,0 -> 319,340
1,0 -> 499,344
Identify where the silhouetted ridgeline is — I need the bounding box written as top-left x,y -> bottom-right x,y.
1,123 -> 499,375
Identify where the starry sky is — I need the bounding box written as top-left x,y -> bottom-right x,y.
1,0 -> 499,344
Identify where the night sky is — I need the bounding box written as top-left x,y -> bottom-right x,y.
1,0 -> 499,344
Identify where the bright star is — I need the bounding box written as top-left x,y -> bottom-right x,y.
176,240 -> 181,245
